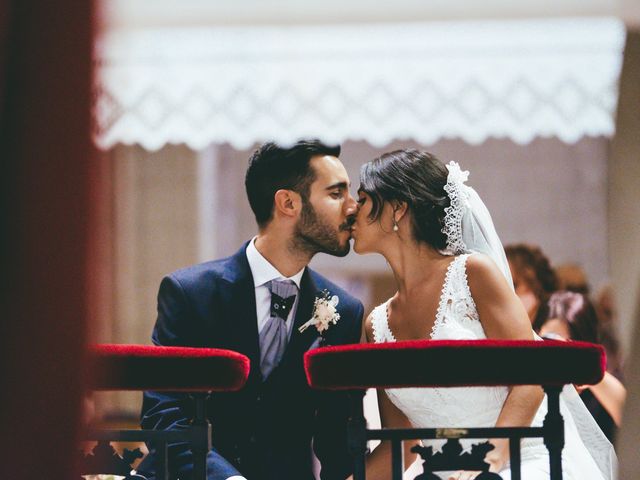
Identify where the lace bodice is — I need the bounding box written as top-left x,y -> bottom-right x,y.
370,254 -> 545,456
372,253 -> 485,344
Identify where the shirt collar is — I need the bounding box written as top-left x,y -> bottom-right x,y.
245,237 -> 304,289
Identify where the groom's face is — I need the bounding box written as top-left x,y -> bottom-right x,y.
293,155 -> 357,257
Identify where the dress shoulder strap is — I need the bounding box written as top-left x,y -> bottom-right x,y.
439,254 -> 470,297
370,299 -> 396,343
431,254 -> 478,338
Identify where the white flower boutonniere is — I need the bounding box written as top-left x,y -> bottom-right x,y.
298,290 -> 340,334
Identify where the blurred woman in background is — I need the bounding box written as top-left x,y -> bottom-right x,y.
505,244 -> 558,332
540,291 -> 626,442
595,283 -> 624,378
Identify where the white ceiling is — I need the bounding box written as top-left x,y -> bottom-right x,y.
101,0 -> 628,29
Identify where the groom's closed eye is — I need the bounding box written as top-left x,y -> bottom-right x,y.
326,181 -> 349,199
326,181 -> 349,191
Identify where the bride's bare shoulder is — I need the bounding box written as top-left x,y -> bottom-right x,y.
465,252 -> 502,278
465,251 -> 493,268
465,253 -> 512,295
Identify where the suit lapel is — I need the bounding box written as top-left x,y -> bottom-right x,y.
282,269 -> 321,364
219,244 -> 261,379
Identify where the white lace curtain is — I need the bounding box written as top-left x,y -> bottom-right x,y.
94,17 -> 625,151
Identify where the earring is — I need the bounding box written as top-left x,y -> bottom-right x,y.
393,218 -> 399,232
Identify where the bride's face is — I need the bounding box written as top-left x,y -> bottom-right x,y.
352,191 -> 392,254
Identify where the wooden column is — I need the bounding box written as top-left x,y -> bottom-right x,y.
0,0 -> 95,478
612,27 -> 640,479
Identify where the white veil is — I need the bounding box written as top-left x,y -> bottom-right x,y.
441,161 -> 617,480
441,162 -> 513,288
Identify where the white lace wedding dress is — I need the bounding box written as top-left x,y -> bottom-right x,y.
370,254 -> 609,480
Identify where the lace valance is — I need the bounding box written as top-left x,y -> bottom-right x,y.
94,18 -> 624,151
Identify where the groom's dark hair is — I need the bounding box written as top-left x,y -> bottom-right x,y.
245,139 -> 341,228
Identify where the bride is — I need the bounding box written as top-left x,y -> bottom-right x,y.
348,149 -> 615,480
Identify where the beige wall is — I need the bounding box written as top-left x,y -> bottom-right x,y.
216,137 -> 611,285
110,144 -> 201,344
98,145 -> 201,414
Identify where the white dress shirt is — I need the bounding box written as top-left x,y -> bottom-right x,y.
245,237 -> 304,336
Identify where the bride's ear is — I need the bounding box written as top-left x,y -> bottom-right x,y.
392,201 -> 409,224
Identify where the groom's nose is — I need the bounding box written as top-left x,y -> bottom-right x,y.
344,192 -> 358,215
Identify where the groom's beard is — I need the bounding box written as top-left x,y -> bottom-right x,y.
293,198 -> 351,257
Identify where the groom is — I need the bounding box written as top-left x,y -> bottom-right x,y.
137,140 -> 365,480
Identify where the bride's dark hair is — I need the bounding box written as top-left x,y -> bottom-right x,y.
359,149 -> 450,249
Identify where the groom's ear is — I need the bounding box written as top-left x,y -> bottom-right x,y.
273,189 -> 301,219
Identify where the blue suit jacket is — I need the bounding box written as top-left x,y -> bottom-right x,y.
138,242 -> 364,480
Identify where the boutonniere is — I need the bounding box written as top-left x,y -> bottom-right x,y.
298,290 -> 340,334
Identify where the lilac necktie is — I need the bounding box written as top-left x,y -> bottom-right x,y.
259,279 -> 297,379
